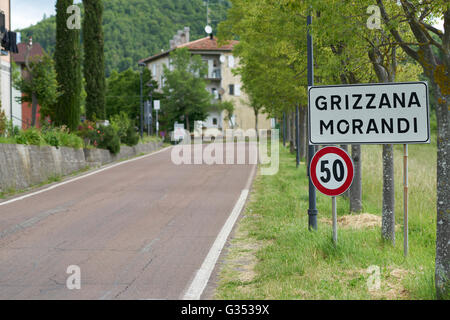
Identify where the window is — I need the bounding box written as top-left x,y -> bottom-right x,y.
152,64 -> 157,77
228,55 -> 235,68
235,84 -> 241,96
229,84 -> 235,96
212,88 -> 218,100
213,118 -> 218,125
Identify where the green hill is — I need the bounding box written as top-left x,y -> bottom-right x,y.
18,0 -> 230,76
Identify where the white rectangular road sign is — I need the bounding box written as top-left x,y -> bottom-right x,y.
174,123 -> 185,140
308,82 -> 430,145
154,100 -> 160,111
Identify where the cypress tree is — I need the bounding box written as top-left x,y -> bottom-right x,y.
54,0 -> 82,131
83,0 -> 106,120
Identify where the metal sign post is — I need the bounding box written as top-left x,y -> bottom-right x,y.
332,196 -> 337,245
154,100 -> 160,138
307,14 -> 318,231
310,146 -> 354,245
156,110 -> 159,137
403,144 -> 409,257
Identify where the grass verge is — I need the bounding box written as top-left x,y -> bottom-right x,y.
214,141 -> 437,300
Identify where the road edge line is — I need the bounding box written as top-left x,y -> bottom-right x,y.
182,163 -> 257,300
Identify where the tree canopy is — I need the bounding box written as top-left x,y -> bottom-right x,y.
161,48 -> 213,132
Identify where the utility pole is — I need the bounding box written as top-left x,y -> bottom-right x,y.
148,83 -> 154,136
307,14 -> 318,231
138,62 -> 145,139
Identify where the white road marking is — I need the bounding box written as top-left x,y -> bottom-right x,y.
182,163 -> 257,300
0,146 -> 172,207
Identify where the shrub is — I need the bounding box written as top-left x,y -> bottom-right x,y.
15,128 -> 44,146
0,110 -> 6,136
24,128 -> 44,145
58,131 -> 83,149
110,112 -> 130,141
77,120 -> 96,140
42,130 -> 61,148
14,132 -> 28,145
122,125 -> 139,146
41,126 -> 84,149
90,125 -> 120,154
10,124 -> 20,137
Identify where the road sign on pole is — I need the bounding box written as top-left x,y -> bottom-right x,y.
308,82 -> 430,145
310,146 -> 354,245
153,100 -> 161,137
310,147 -> 354,197
174,123 -> 185,141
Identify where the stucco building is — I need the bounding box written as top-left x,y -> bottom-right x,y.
139,28 -> 273,132
0,0 -> 21,129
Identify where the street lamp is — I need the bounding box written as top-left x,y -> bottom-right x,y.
147,82 -> 154,136
138,62 -> 146,139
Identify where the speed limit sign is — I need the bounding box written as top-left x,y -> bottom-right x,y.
310,146 -> 354,196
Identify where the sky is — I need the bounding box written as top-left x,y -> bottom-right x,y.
11,0 -> 445,31
12,0 -> 81,30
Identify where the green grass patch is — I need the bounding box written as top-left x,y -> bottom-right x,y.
140,134 -> 163,144
215,141 -> 437,300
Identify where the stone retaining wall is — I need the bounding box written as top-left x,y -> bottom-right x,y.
0,141 -> 163,193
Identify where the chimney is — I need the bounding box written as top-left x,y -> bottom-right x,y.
173,35 -> 181,46
169,27 -> 191,49
184,27 -> 190,43
178,30 -> 186,45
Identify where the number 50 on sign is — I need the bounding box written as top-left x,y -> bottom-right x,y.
310,147 -> 354,197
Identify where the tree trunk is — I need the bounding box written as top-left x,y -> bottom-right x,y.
349,145 -> 363,213
434,90 -> 450,299
369,46 -> 396,244
381,144 -> 395,244
255,110 -> 259,140
299,107 -> 307,161
374,2 -> 449,296
185,114 -> 190,132
289,111 -> 295,154
31,92 -> 38,127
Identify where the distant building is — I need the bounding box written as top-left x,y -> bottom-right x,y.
12,41 -> 44,129
0,0 -> 21,128
139,27 -> 273,132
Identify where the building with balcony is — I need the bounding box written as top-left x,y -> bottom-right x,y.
139,27 -> 273,132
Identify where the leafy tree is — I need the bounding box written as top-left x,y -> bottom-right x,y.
12,54 -> 60,126
54,0 -> 82,131
105,68 -> 160,122
83,0 -> 106,120
216,100 -> 235,128
375,0 -> 449,300
161,48 -> 212,132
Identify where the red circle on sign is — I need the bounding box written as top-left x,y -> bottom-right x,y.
310,146 -> 354,196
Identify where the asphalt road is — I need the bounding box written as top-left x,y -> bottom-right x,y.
0,144 -> 256,299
